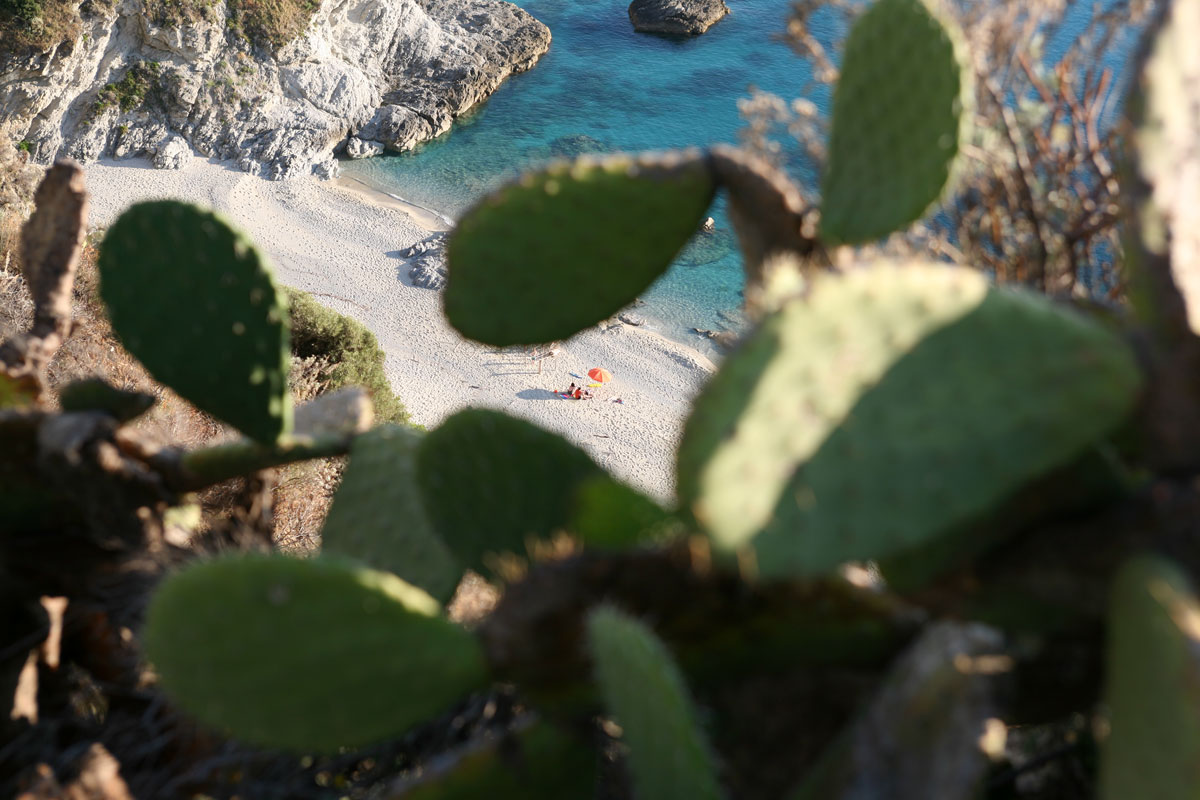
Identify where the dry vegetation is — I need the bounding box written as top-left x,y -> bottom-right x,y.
741,0 -> 1151,300
1,149 -> 409,551
0,0 -> 83,60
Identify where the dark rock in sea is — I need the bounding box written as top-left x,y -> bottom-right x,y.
676,228 -> 735,267
618,312 -> 645,326
404,234 -> 449,290
628,0 -> 730,36
549,134 -> 613,158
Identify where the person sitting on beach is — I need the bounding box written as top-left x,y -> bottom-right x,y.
573,387 -> 583,400
566,382 -> 576,396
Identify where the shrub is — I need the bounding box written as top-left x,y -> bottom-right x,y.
285,287 -> 410,425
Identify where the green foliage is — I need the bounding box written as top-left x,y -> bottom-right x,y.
321,424 -> 461,603
677,263 -> 1141,581
818,0 -> 971,245
58,378 -> 154,422
91,61 -> 161,118
29,0 -> 1200,793
445,151 -> 716,345
142,553 -> 488,751
1100,556 -> 1200,800
402,722 -> 599,799
0,373 -> 36,409
0,0 -> 40,21
98,201 -> 292,443
569,475 -> 680,549
285,287 -> 410,425
416,409 -> 603,578
587,606 -> 724,800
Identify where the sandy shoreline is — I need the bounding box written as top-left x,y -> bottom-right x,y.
83,158 -> 717,500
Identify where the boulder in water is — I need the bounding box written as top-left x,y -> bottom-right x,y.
628,0 -> 730,36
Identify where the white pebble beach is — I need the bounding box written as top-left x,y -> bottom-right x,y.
84,157 -> 718,500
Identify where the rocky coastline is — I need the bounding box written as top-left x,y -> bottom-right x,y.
1,0 -> 550,179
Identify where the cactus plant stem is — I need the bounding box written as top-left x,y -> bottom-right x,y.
158,432 -> 356,491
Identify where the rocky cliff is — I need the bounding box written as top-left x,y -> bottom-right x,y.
0,0 -> 550,179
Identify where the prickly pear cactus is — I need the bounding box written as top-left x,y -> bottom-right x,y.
1128,0 -> 1200,334
403,722 -> 599,799
0,373 -> 37,409
570,475 -> 679,549
677,263 -> 1141,580
416,409 -> 603,578
587,606 -> 723,800
143,553 -> 488,751
819,0 -> 972,245
98,201 -> 292,443
1100,556 -> 1200,800
445,151 -> 716,345
321,425 -> 462,603
58,378 -> 154,421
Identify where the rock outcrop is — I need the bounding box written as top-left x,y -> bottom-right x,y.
1,0 -> 551,179
628,0 -> 729,35
403,233 -> 448,290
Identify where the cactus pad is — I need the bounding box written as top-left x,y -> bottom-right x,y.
1100,556 -> 1200,800
445,151 -> 716,345
322,425 -> 462,603
0,374 -> 37,409
570,475 -> 681,549
98,201 -> 291,443
1130,0 -> 1200,334
403,722 -> 599,799
417,409 -> 603,577
819,0 -> 971,244
587,606 -> 723,800
677,263 -> 1141,580
59,377 -> 154,421
143,553 -> 487,751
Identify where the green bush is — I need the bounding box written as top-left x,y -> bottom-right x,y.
1,0 -> 41,23
285,287 -> 410,426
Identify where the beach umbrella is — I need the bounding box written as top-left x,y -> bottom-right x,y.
588,367 -> 613,383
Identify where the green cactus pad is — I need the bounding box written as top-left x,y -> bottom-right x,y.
677,263 -> 1141,580
59,378 -> 154,421
417,409 -> 603,578
587,606 -> 723,800
819,0 -> 971,244
1100,556 -> 1200,800
142,553 -> 488,751
322,425 -> 462,603
0,374 -> 37,409
1129,0 -> 1200,335
98,201 -> 291,443
445,151 -> 716,345
570,475 -> 681,549
403,722 -> 598,799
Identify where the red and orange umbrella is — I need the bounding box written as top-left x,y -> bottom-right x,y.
588,367 -> 613,383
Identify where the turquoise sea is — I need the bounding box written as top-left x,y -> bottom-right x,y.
341,0 -> 1137,348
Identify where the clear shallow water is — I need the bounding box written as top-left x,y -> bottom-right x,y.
343,0 -> 839,347
342,0 -> 1139,347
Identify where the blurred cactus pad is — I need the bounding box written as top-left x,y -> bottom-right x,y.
98,200 -> 292,443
